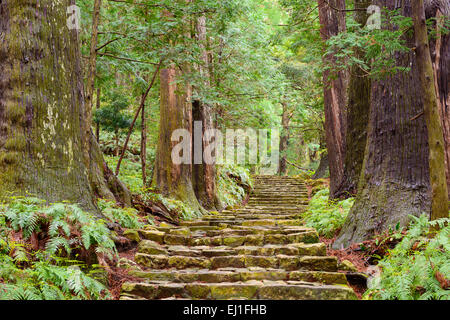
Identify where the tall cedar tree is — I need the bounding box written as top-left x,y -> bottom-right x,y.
317,0 -> 349,199
426,1 -> 450,198
334,0 -> 449,248
0,1 -> 88,209
192,14 -> 221,210
334,0 -> 372,198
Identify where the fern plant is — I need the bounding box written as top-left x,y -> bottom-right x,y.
0,253 -> 110,300
0,198 -> 116,300
217,165 -> 252,208
2,198 -> 117,258
302,188 -> 354,238
364,214 -> 450,300
98,199 -> 144,229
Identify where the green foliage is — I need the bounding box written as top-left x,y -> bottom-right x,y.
98,199 -> 144,229
105,155 -> 143,194
0,198 -> 115,300
325,9 -> 413,79
302,188 -> 354,238
217,165 -> 252,208
0,256 -> 109,300
2,198 -> 116,257
94,91 -> 133,133
365,215 -> 450,300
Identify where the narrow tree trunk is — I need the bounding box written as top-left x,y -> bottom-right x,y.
334,1 -> 433,248
312,126 -> 329,179
192,15 -> 220,210
334,0 -> 371,199
317,0 -> 349,199
89,133 -> 131,206
278,102 -> 291,176
96,88 -> 101,143
141,93 -> 147,186
0,0 -> 95,210
412,0 -> 449,219
115,131 -> 120,157
115,64 -> 160,176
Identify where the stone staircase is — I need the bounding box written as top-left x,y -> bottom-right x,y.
120,175 -> 357,300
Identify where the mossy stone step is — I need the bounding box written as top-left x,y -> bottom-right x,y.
229,209 -> 307,213
137,243 -> 326,258
141,225 -> 315,236
248,200 -> 309,204
251,195 -> 308,198
128,269 -> 348,285
121,280 -> 356,300
137,230 -> 319,246
134,254 -> 337,271
203,213 -> 301,219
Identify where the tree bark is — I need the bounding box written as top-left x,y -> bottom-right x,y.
334,1 -> 434,248
317,0 -> 349,199
84,0 -> 102,166
428,1 -> 450,198
192,15 -> 220,210
153,65 -> 204,214
412,0 -> 449,219
334,0 -> 371,199
0,0 -> 96,210
83,0 -> 131,205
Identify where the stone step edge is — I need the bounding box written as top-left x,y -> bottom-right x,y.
127,269 -> 348,286
120,281 -> 357,300
137,242 -> 326,257
137,230 -> 319,246
134,254 -> 338,271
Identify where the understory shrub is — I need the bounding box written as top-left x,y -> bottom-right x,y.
302,188 -> 354,238
98,199 -> 145,229
217,165 -> 252,209
364,215 -> 450,300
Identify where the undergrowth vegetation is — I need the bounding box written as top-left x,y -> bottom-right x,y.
217,165 -> 253,209
304,181 -> 450,300
0,198 -> 113,299
302,188 -> 354,238
0,197 -> 148,300
364,215 -> 450,300
105,155 -> 144,194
